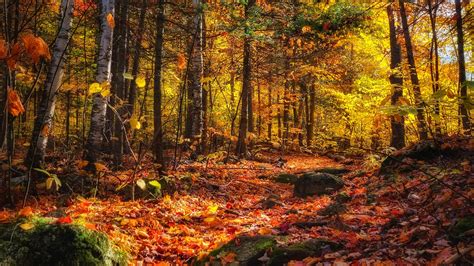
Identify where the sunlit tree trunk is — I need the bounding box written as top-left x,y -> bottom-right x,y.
153,0 -> 165,166
455,0 -> 471,134
236,0 -> 255,157
398,0 -> 428,140
267,85 -> 272,140
26,0 -> 74,168
85,0 -> 114,164
307,82 -> 315,147
387,2 -> 405,149
428,0 -> 441,137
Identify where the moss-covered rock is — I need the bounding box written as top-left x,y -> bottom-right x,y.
0,220 -> 127,266
268,239 -> 342,266
294,173 -> 344,197
198,235 -> 276,265
274,173 -> 298,184
314,167 -> 349,175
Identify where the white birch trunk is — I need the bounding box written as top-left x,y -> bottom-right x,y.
27,0 -> 74,167
190,0 -> 203,138
85,0 -> 114,163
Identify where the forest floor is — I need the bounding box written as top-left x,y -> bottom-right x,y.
0,138 -> 473,265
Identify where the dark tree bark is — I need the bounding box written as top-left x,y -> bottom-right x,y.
387,2 -> 405,149
455,0 -> 471,134
306,82 -> 315,147
128,0 -> 147,116
111,0 -> 129,165
428,0 -> 441,137
236,0 -> 255,158
153,0 -> 165,167
399,0 -> 428,140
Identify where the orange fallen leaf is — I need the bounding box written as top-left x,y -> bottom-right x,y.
18,206 -> 33,217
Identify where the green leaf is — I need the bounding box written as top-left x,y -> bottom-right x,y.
148,180 -> 161,189
123,72 -> 134,80
33,168 -> 51,177
136,179 -> 147,190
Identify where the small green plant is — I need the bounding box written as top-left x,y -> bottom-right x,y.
33,168 -> 61,191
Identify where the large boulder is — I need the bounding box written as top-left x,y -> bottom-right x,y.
294,172 -> 344,197
197,235 -> 276,265
0,221 -> 127,266
268,238 -> 342,265
314,167 -> 349,175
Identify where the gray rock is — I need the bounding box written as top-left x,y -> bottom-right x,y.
294,172 -> 344,197
274,173 -> 298,184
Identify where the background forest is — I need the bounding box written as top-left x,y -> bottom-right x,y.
0,0 -> 472,265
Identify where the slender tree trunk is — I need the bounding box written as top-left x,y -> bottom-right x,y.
428,0 -> 441,137
111,0 -> 129,165
307,82 -> 315,147
388,2 -> 405,149
85,0 -> 114,164
26,0 -> 74,167
267,84 -> 272,140
190,0 -> 204,143
128,0 -> 147,116
153,0 -> 165,166
399,0 -> 428,140
236,0 -> 255,157
455,0 -> 471,134
230,69 -> 236,136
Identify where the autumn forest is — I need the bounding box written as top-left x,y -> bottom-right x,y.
0,0 -> 472,265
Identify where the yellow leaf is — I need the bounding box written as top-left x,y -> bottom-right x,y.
135,76 -> 146,88
207,204 -> 219,214
89,83 -> 102,94
106,13 -> 115,28
20,222 -> 35,231
100,88 -> 110,97
46,177 -> 54,190
203,217 -> 215,224
130,115 -> 141,130
258,227 -> 273,235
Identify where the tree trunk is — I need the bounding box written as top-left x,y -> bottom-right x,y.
387,2 -> 405,149
26,0 -> 74,167
455,0 -> 471,134
267,84 -> 272,140
184,0 -> 204,146
153,0 -> 165,166
85,0 -> 114,164
307,82 -> 315,147
428,0 -> 441,137
399,0 -> 428,140
111,0 -> 129,165
236,0 -> 255,158
128,0 -> 147,116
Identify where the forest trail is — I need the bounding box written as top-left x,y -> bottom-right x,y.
2,144 -> 469,265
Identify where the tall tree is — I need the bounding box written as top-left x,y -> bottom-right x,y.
185,0 -> 204,145
84,0 -> 115,165
428,0 -> 441,137
387,2 -> 405,149
111,0 -> 129,165
153,0 -> 165,166
26,0 -> 75,168
236,0 -> 256,157
398,0 -> 428,140
455,0 -> 471,134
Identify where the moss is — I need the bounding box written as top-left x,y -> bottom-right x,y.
449,216 -> 474,239
269,239 -> 342,266
0,219 -> 128,266
274,174 -> 298,184
199,235 -> 276,265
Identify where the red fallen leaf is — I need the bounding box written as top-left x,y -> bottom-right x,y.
57,216 -> 73,224
390,209 -> 403,217
279,222 -> 291,233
